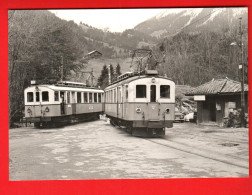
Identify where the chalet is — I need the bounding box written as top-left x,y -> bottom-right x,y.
186,78 -> 248,126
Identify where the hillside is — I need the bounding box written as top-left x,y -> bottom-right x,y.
135,8 -> 248,38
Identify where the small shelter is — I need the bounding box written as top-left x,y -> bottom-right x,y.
186,78 -> 248,125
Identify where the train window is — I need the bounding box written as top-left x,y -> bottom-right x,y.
42,91 -> 49,102
84,92 -> 88,103
94,93 -> 97,103
71,92 -> 76,103
77,92 -> 81,103
136,85 -> 146,98
89,93 -> 93,103
126,85 -> 128,100
60,92 -> 65,103
27,92 -> 33,102
98,93 -> 101,103
160,85 -> 170,98
67,92 -> 70,103
114,89 -> 116,103
54,91 -> 59,101
36,92 -> 40,102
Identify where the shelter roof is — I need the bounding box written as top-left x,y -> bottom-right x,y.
186,78 -> 248,96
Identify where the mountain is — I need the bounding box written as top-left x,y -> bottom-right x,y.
134,8 -> 248,38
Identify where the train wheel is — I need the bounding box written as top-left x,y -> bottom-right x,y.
126,124 -> 133,135
34,122 -> 40,128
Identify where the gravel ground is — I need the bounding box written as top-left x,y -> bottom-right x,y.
9,120 -> 249,180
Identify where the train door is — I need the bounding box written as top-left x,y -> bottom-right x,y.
148,85 -> 159,120
60,91 -> 65,115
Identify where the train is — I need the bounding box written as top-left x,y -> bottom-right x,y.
104,70 -> 175,137
24,70 -> 175,137
24,81 -> 104,128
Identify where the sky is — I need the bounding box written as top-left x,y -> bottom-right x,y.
49,9 -> 164,32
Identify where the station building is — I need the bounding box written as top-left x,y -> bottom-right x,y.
186,78 -> 248,126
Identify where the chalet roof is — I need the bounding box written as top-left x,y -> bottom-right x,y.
87,50 -> 102,55
186,78 -> 248,96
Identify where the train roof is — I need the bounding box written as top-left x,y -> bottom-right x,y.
105,74 -> 173,90
25,85 -> 104,93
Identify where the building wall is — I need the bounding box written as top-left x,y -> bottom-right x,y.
197,93 -> 248,125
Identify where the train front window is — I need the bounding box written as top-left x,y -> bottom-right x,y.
27,92 -> 33,102
42,91 -> 49,102
36,92 -> 40,102
160,85 -> 170,98
136,85 -> 146,98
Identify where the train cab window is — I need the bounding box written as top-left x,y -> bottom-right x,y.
98,93 -> 102,103
77,92 -> 81,103
54,91 -> 59,101
89,93 -> 93,103
94,93 -> 97,103
27,92 -> 33,102
42,91 -> 49,102
136,85 -> 146,98
36,92 -> 40,102
160,85 -> 170,98
84,92 -> 88,103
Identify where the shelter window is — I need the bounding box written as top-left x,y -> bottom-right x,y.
42,91 -> 49,102
136,85 -> 146,98
54,91 -> 59,101
84,92 -> 88,103
94,93 -> 97,103
77,92 -> 81,103
36,92 -> 40,102
160,85 -> 170,98
27,92 -> 33,102
89,93 -> 93,103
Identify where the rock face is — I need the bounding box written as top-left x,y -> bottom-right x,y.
134,8 -> 248,38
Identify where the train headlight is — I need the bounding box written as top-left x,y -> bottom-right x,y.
136,107 -> 142,113
45,107 -> 50,112
165,108 -> 170,113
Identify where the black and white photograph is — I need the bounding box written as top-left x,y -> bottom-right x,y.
8,7 -> 249,180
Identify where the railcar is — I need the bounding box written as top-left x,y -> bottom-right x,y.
104,70 -> 175,137
24,81 -> 104,128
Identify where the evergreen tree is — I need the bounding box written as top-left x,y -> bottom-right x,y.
97,64 -> 109,89
115,63 -> 122,77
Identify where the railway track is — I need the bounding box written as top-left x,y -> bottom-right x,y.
144,137 -> 249,170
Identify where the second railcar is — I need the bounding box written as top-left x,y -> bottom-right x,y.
24,82 -> 104,128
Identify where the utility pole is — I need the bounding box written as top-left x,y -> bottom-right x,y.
239,17 -> 245,127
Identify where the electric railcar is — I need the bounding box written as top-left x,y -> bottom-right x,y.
104,70 -> 175,137
24,81 -> 104,128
